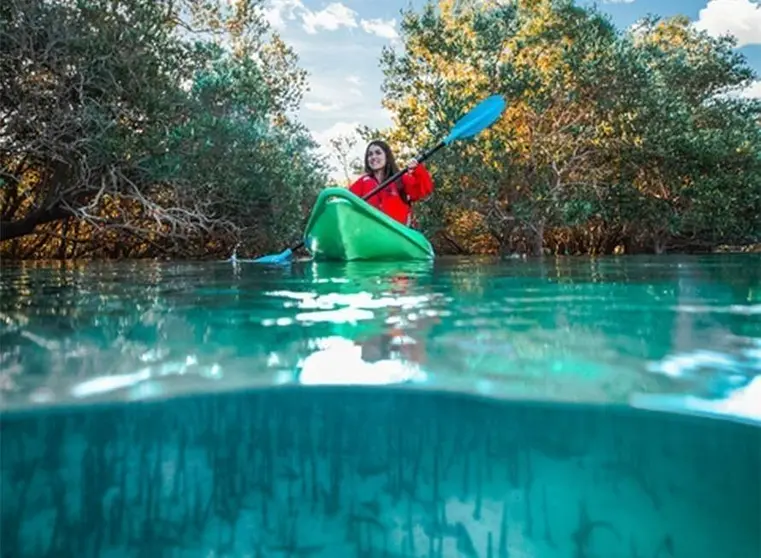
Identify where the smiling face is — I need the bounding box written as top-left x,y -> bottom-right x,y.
366,143 -> 387,172
363,140 -> 400,181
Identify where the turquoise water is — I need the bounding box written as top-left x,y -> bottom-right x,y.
1,254 -> 759,557
1,255 -> 759,420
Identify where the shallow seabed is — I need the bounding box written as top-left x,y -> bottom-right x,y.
1,387 -> 759,558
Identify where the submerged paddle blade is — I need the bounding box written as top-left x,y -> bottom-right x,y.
443,95 -> 506,145
252,247 -> 293,264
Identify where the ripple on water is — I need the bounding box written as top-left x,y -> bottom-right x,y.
0,255 -> 758,427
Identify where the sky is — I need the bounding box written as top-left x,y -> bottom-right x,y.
257,0 -> 761,181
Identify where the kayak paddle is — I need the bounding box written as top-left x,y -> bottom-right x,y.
251,94 -> 507,264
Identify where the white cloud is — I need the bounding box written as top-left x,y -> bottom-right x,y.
710,79 -> 761,101
254,1 -> 400,179
302,3 -> 358,34
260,0 -> 400,43
300,74 -> 387,125
260,0 -> 304,31
311,121 -> 362,145
694,0 -> 761,47
311,121 -> 365,183
308,107 -> 394,181
305,101 -> 342,112
627,19 -> 647,37
738,80 -> 761,98
360,18 -> 399,40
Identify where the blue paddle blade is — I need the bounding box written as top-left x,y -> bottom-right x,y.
252,247 -> 293,264
443,94 -> 506,145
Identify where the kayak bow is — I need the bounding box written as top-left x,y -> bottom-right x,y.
302,187 -> 435,261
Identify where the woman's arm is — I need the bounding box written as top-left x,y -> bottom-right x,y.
400,162 -> 434,202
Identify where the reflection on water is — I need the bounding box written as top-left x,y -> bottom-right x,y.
0,255 -> 759,424
296,336 -> 428,386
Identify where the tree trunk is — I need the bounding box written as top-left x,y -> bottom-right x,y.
654,233 -> 667,254
0,206 -> 70,242
532,222 -> 545,256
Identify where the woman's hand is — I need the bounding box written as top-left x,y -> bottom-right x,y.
405,158 -> 418,172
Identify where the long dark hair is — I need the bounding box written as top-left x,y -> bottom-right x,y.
364,140 -> 408,202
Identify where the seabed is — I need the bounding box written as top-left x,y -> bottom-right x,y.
1,386 -> 759,557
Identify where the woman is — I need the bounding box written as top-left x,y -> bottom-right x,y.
348,140 -> 434,227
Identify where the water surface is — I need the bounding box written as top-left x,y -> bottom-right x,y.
1,254 -> 759,423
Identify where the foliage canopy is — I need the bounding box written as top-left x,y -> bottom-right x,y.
1,0 -> 327,259
2,0 -> 759,259
377,0 -> 761,255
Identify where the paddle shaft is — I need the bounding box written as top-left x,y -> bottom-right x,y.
288,140 -> 446,254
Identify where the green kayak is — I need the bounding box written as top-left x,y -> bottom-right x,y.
302,187 -> 435,261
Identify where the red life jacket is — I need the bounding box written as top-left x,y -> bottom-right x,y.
348,163 -> 434,226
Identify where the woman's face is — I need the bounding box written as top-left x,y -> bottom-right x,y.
367,144 -> 386,171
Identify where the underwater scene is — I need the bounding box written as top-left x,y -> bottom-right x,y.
1,387 -> 759,558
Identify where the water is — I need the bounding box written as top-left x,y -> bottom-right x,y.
1,255 -> 759,421
1,254 -> 759,557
